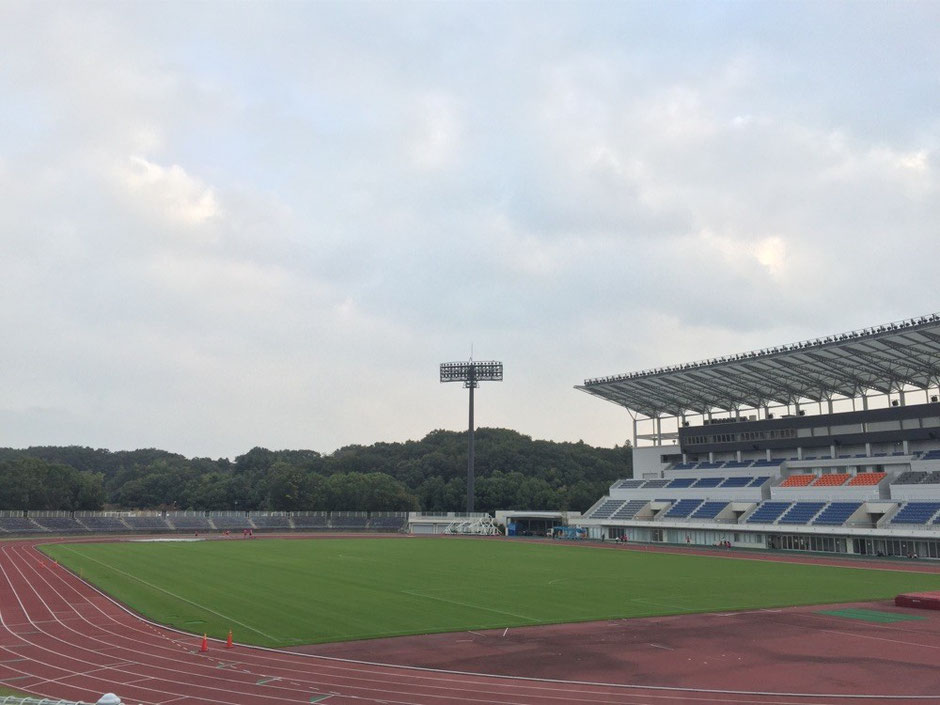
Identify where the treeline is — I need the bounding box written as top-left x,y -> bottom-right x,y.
0,428 -> 631,513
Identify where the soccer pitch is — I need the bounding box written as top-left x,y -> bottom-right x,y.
41,538 -> 940,647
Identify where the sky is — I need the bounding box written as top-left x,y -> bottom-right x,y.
1,1 -> 939,459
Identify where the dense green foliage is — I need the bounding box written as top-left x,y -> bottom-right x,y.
0,428 -> 631,512
0,458 -> 105,511
42,538 -> 940,646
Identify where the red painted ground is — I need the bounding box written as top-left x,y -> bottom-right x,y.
2,534 -> 940,704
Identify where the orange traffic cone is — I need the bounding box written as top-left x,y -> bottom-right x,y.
225,630 -> 233,649
200,633 -> 208,653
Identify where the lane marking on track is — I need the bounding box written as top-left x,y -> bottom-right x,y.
649,643 -> 673,650
401,590 -> 540,623
714,609 -> 783,616
54,545 -> 278,641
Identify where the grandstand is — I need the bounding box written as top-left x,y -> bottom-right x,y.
577,312 -> 940,559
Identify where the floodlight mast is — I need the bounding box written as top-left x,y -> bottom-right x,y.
440,360 -> 503,512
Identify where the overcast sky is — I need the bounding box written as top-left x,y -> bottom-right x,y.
1,1 -> 938,458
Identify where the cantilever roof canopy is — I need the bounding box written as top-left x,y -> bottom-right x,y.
577,313 -> 940,418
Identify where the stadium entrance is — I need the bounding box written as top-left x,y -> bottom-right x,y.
496,510 -> 573,537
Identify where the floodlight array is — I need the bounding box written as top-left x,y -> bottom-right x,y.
440,361 -> 504,384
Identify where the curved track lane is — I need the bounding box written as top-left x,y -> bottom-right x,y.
0,539 -> 937,705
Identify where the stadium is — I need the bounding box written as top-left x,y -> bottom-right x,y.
2,313 -> 940,705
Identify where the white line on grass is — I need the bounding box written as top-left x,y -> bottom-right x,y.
56,545 -> 278,642
402,590 -> 540,623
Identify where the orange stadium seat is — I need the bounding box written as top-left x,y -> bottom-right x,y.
846,472 -> 886,486
780,474 -> 815,487
812,474 -> 850,486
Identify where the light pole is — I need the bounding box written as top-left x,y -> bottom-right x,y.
440,359 -> 503,513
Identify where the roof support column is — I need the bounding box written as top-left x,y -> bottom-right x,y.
655,416 -> 662,444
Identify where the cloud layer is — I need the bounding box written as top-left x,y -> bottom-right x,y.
1,2 -> 938,456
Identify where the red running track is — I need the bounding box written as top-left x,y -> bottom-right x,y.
2,537 -> 940,705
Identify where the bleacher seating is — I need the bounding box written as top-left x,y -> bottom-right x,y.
0,517 -> 42,532
666,477 -> 695,488
291,513 -> 329,528
330,515 -> 370,528
672,462 -> 696,470
890,502 -> 940,525
210,515 -> 251,530
724,460 -> 753,468
748,476 -> 770,486
611,499 -> 648,519
615,479 -> 646,489
746,502 -> 792,523
588,499 -> 625,519
690,501 -> 727,519
664,499 -> 704,518
720,476 -> 752,488
921,449 -> 940,460
691,476 -> 724,488
894,471 -> 927,484
753,458 -> 785,467
924,471 -> 940,484
32,517 -> 85,532
369,515 -> 406,530
779,474 -> 815,487
642,479 -> 670,488
812,502 -> 862,526
122,516 -> 170,531
846,472 -> 885,486
167,515 -> 212,530
695,461 -> 725,469
811,474 -> 850,487
78,516 -> 129,531
778,502 -> 826,524
250,514 -> 292,529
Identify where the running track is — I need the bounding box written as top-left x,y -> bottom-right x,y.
2,538 -> 940,705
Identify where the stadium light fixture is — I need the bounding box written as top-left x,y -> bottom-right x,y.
440,359 -> 503,512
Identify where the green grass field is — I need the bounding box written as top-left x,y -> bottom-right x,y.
41,538 -> 940,647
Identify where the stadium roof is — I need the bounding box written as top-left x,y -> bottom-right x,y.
577,313 -> 940,418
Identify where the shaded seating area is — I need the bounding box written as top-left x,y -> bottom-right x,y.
780,474 -> 815,487
615,479 -> 645,489
894,471 -> 927,484
611,499 -> 648,519
753,458 -> 785,467
723,460 -> 754,468
846,472 -> 885,486
778,502 -> 826,524
812,502 -> 862,526
209,514 -> 251,530
250,514 -> 292,529
166,514 -> 212,530
642,479 -> 670,488
746,502 -> 792,523
0,516 -> 42,532
664,499 -> 704,518
369,515 -> 407,530
691,476 -> 724,488
32,516 -> 85,532
291,512 -> 330,528
122,516 -> 171,531
690,501 -> 728,519
666,477 -> 696,488
890,502 -> 940,525
720,476 -> 752,488
748,476 -> 771,486
588,499 -> 625,519
811,474 -> 850,487
78,516 -> 129,531
330,514 -> 369,528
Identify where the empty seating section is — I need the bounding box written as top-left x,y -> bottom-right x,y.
664,499 -> 704,518
167,515 -> 211,530
589,499 -> 625,519
724,460 -> 753,468
779,502 -> 826,524
642,479 -> 670,488
813,502 -> 862,525
210,515 -> 250,530
611,499 -> 648,519
695,461 -> 725,469
250,515 -> 292,529
753,458 -> 785,467
123,516 -> 170,531
780,474 -> 815,487
0,517 -> 42,532
291,513 -> 329,528
748,476 -> 770,486
32,517 -> 85,532
78,516 -> 128,531
370,515 -> 406,530
666,477 -> 696,488
925,471 -> 940,484
811,474 -> 850,487
691,501 -> 727,519
672,462 -> 696,470
894,471 -> 927,485
891,502 -> 940,524
691,477 -> 723,488
720,476 -> 752,488
920,449 -> 940,460
846,472 -> 885,486
615,479 -> 645,489
747,502 -> 792,523
331,514 -> 369,528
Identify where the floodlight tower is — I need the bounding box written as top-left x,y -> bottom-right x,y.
440,359 -> 503,513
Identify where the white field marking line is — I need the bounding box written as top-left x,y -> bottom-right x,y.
502,628 -> 508,637
714,609 -> 783,617
21,539 -> 940,704
55,544 -> 277,641
401,589 -> 540,623
648,643 -> 673,651
4,545 -> 318,705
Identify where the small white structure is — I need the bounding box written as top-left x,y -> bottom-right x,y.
443,515 -> 500,536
